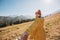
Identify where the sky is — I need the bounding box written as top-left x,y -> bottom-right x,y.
0,0 -> 60,18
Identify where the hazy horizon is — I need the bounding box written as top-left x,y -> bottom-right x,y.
0,0 -> 60,17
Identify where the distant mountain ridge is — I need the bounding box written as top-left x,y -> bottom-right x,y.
0,15 -> 32,21
0,15 -> 34,27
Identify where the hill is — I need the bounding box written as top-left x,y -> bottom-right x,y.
0,12 -> 60,40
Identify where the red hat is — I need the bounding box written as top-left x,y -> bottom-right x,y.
35,10 -> 41,15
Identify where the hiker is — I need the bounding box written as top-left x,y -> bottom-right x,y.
27,10 -> 46,40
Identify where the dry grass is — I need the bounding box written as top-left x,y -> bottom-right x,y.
44,13 -> 60,40
0,21 -> 34,40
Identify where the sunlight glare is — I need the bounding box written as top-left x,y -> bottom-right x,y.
44,0 -> 53,5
